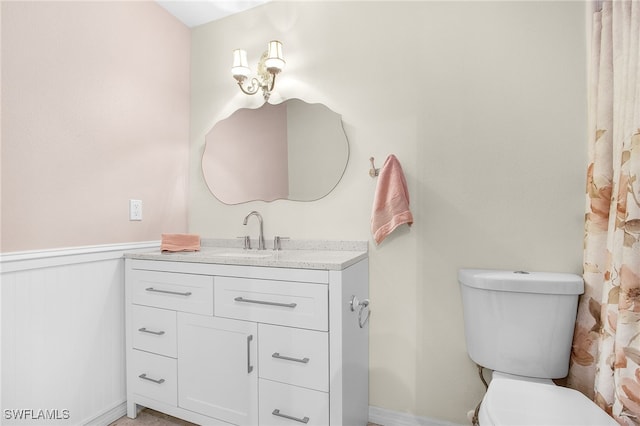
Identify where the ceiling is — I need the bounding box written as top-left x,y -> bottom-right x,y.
156,0 -> 270,28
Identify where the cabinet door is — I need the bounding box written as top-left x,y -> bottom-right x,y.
177,313 -> 257,426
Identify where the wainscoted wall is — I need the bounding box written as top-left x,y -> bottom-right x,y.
1,243 -> 157,426
2,3 -> 189,419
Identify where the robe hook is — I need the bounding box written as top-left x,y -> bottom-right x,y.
369,157 -> 380,177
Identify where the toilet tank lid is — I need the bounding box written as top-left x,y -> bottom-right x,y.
458,269 -> 584,295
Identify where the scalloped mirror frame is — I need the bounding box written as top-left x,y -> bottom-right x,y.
202,99 -> 349,204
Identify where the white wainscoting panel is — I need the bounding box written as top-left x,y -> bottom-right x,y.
1,242 -> 158,426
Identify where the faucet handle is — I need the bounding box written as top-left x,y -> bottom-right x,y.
273,236 -> 290,251
237,236 -> 251,250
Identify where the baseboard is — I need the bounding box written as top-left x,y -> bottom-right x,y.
82,402 -> 464,426
83,401 -> 127,426
369,406 -> 465,426
88,403 -> 463,426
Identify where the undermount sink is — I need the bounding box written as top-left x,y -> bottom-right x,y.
215,251 -> 272,259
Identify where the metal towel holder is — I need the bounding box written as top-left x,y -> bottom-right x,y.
350,295 -> 371,328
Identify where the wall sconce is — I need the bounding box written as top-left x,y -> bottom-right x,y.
232,40 -> 285,101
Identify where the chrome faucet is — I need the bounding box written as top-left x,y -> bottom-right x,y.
242,211 -> 265,250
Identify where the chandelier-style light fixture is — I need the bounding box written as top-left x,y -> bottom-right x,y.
232,40 -> 285,101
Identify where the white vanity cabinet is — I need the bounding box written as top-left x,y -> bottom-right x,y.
124,255 -> 369,426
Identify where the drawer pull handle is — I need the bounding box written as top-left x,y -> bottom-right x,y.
272,352 -> 310,364
272,409 -> 309,424
247,334 -> 254,374
138,327 -> 165,336
145,287 -> 192,297
234,296 -> 297,308
138,373 -> 165,384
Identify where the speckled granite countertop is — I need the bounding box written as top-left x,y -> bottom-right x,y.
124,239 -> 368,271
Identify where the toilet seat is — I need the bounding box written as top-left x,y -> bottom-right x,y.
479,373 -> 617,426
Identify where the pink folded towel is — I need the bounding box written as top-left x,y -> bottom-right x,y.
161,233 -> 201,252
371,155 -> 414,245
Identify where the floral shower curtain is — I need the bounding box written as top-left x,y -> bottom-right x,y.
567,1 -> 640,424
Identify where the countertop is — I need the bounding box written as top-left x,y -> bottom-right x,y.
124,239 -> 368,271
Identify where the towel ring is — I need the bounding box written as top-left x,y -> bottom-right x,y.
369,157 -> 380,177
358,299 -> 371,328
350,295 -> 371,328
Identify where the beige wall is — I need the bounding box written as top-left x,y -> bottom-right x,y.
1,1 -> 190,252
190,1 -> 587,423
0,0 -> 587,423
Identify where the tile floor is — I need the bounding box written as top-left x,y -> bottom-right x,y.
110,409 -> 196,426
110,408 -> 381,426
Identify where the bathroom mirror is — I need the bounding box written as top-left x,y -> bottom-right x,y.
202,99 -> 349,204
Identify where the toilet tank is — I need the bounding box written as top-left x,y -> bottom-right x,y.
459,269 -> 584,379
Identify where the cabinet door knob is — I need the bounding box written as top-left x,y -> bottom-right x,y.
272,409 -> 309,424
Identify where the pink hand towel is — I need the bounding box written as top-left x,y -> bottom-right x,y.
371,155 -> 414,245
161,233 -> 201,252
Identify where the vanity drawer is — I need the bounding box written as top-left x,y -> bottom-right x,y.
259,379 -> 329,426
131,269 -> 213,315
258,324 -> 328,392
131,305 -> 177,358
214,277 -> 328,331
130,349 -> 177,406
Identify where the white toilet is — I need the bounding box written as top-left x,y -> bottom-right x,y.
459,269 -> 617,426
